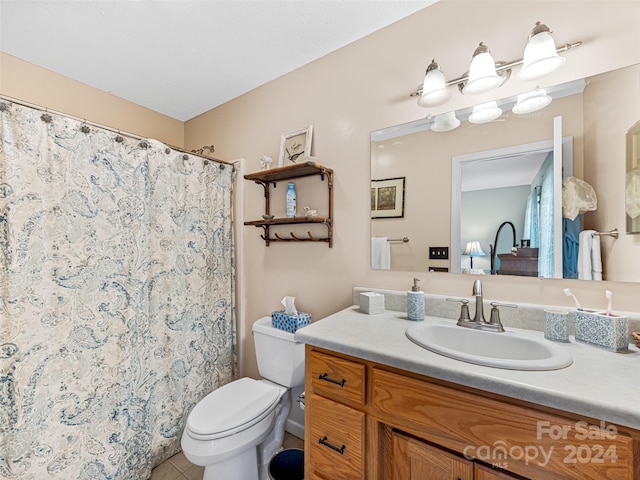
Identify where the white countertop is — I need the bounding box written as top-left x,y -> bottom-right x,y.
295,306 -> 640,430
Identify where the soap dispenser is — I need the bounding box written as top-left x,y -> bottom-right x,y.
407,278 -> 425,321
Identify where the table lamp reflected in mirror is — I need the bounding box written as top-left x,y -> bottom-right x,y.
463,240 -> 486,274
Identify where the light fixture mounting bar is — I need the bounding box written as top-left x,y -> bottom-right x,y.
410,41 -> 582,97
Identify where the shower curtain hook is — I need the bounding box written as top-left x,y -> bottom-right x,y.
115,130 -> 124,143
80,120 -> 90,134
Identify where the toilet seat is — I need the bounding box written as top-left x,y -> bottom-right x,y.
185,378 -> 284,441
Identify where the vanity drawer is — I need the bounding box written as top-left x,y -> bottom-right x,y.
308,393 -> 365,480
371,367 -> 635,480
310,350 -> 365,405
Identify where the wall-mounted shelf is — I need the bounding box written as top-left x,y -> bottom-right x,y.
244,161 -> 334,247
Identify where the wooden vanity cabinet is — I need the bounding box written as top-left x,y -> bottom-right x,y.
304,346 -> 640,480
306,349 -> 366,480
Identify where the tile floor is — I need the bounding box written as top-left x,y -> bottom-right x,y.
150,432 -> 304,480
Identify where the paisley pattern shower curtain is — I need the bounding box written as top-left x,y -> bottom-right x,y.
0,102 -> 236,479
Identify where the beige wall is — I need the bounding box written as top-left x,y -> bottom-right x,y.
0,52 -> 184,147
184,1 -> 640,379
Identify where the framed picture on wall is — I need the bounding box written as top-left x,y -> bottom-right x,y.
371,177 -> 405,218
278,125 -> 313,167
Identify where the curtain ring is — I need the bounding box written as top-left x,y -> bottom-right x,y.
80,122 -> 90,134
0,102 -> 8,112
41,111 -> 53,123
138,140 -> 150,149
115,135 -> 124,143
182,154 -> 189,161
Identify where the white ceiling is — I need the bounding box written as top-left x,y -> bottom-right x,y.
0,0 -> 437,121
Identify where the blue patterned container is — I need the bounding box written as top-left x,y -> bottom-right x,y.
407,291 -> 425,321
272,310 -> 311,333
574,311 -> 629,352
544,309 -> 570,343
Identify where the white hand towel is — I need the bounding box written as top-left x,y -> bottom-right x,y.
591,234 -> 602,280
371,237 -> 391,270
578,230 -> 602,280
577,230 -> 593,280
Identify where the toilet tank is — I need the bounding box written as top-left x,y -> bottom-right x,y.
253,317 -> 305,387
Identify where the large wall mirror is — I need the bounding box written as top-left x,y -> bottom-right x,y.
370,63 -> 640,282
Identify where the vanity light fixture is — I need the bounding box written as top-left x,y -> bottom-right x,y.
518,22 -> 566,81
468,101 -> 503,124
461,43 -> 505,95
431,111 -> 460,132
411,22 -> 581,107
418,60 -> 451,107
512,88 -> 552,114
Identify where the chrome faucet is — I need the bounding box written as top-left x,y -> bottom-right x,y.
447,280 -> 516,333
472,279 -> 485,323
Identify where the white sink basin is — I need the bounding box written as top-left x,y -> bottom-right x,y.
406,322 -> 572,370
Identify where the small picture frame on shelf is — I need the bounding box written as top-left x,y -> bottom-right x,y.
278,125 -> 313,167
371,177 -> 405,218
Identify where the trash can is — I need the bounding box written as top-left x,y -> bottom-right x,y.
268,448 -> 304,480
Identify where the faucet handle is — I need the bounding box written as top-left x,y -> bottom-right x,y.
488,302 -> 517,331
446,297 -> 471,324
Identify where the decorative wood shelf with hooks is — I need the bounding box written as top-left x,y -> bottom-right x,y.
244,161 -> 334,247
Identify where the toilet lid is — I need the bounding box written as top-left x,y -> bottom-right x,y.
186,378 -> 283,440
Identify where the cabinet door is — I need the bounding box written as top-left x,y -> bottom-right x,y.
393,432 -> 473,480
475,463 -> 527,480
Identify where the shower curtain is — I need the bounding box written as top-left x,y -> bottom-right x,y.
0,101 -> 236,479
538,162 -> 554,278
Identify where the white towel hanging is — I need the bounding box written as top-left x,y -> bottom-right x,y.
578,230 -> 602,280
371,237 -> 391,270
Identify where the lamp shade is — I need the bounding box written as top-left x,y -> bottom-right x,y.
462,43 -> 502,95
468,101 -> 503,124
463,240 -> 486,269
512,88 -> 552,114
418,60 -> 451,108
431,111 -> 460,132
517,22 -> 566,81
463,241 -> 486,257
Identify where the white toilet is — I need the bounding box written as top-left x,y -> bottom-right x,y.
181,316 -> 305,480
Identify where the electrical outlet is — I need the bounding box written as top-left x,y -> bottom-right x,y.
429,247 -> 449,260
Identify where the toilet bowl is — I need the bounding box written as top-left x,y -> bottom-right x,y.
181,317 -> 305,480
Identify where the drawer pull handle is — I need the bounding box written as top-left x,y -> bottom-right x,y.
318,373 -> 346,387
319,436 -> 346,455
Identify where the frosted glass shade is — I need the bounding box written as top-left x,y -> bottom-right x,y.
463,241 -> 486,257
431,111 -> 460,132
518,31 -> 566,81
468,101 -> 503,124
418,65 -> 451,108
512,89 -> 552,114
462,46 -> 502,95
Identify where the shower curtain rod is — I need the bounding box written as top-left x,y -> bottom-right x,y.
0,94 -> 233,167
